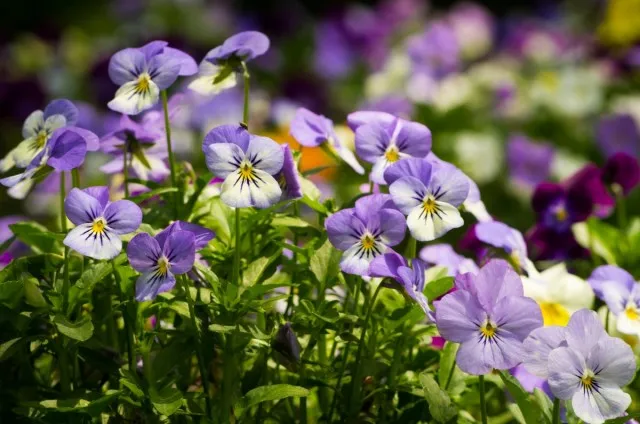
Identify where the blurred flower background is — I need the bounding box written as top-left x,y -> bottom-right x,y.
1,0 -> 639,246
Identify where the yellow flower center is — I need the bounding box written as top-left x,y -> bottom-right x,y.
157,256 -> 170,276
480,320 -> 497,338
580,369 -> 595,390
554,206 -> 568,222
36,130 -> 48,148
422,197 -> 437,214
361,234 -> 376,250
625,305 -> 639,321
540,302 -> 570,326
92,218 -> 107,234
384,146 -> 400,162
240,162 -> 254,180
136,73 -> 152,93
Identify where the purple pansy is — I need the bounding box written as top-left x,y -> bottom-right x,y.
474,221 -> 528,272
435,260 -> 543,375
511,364 -> 552,397
596,114 -> 640,158
325,194 -> 406,276
407,21 -> 459,78
313,19 -> 355,79
419,243 -> 478,276
276,144 -> 303,201
0,99 -> 78,173
289,108 -> 364,175
1,127 -> 99,199
588,265 -> 640,337
566,165 -> 615,218
156,221 -> 215,251
63,186 -> 142,260
507,135 -> 555,189
128,230 -> 196,301
0,216 -> 28,268
346,110 -> 396,133
532,182 -> 592,233
385,157 -> 469,242
525,310 -> 635,424
370,251 -> 431,317
108,40 -> 197,115
602,152 -> 640,196
527,224 -> 589,261
203,124 -> 284,208
354,114 -> 431,184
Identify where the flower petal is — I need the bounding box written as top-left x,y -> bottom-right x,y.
108,79 -> 160,115
395,120 -> 432,157
355,121 -> 392,163
406,201 -> 463,242
384,157 -> 432,185
429,162 -> 469,207
289,108 -> 331,147
492,296 -> 543,341
571,384 -> 631,424
81,186 -> 110,209
435,289 -> 484,343
103,200 -> 142,234
378,209 -> 407,246
147,53 -> 182,90
188,61 -> 238,95
246,136 -> 285,175
339,241 -> 384,276
163,230 -> 195,274
523,326 -> 567,378
389,177 -> 426,215
108,48 -> 146,86
43,99 -> 78,125
325,209 -> 360,251
456,331 -> 526,375
588,265 -> 635,300
22,110 -> 44,138
565,309 -> 607,357
135,271 -> 176,302
369,250 -> 406,278
64,188 -> 104,226
586,337 -> 636,387
335,145 -> 365,175
127,233 -> 162,272
205,142 -> 245,179
346,110 -> 395,132
220,168 -> 282,209
547,346 -> 584,400
47,129 -> 88,171
203,124 -> 250,153
64,223 -> 122,260
163,47 -> 198,76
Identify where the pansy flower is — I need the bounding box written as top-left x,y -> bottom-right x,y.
63,186 -> 142,260
275,144 -> 303,201
108,40 -> 197,115
385,157 -> 469,242
203,124 -> 284,208
325,194 -> 406,276
127,230 -> 196,301
156,220 -> 214,251
370,251 -> 431,317
532,181 -> 593,233
189,31 -> 269,96
0,127 -> 99,199
0,99 -> 78,173
507,135 -> 554,190
354,112 -> 431,184
596,114 -> 639,158
0,216 -> 28,268
601,152 -> 640,196
419,243 -> 478,276
290,108 -> 364,175
435,259 -> 543,375
474,221 -> 528,271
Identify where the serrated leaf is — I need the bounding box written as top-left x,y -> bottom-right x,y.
234,384 -> 309,417
53,314 -> 94,342
310,239 -> 341,286
9,222 -> 61,254
499,370 -> 544,424
419,372 -> 457,423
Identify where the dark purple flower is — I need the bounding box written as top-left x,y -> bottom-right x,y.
532,182 -> 592,233
108,40 -> 197,115
325,194 -> 406,276
156,221 -> 215,251
566,165 -> 615,218
526,224 -> 589,261
596,114 -> 640,158
128,230 -> 196,301
602,152 -> 640,196
507,135 -> 555,189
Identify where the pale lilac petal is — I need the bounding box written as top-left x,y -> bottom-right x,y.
47,129 -> 88,171
108,48 -> 146,85
155,221 -> 214,251
64,223 -> 122,260
588,265 -> 635,300
492,296 -> 543,341
435,290 -> 485,343
378,209 -> 407,246
586,337 -> 636,387
245,136 -> 285,175
420,244 -> 478,276
205,143 -> 245,179
346,110 -> 395,132
43,99 -> 78,125
565,309 -> 607,357
457,332 -> 526,375
384,157 -> 432,185
81,186 -> 110,209
395,120 -> 431,157
163,231 -> 195,274
369,250 -> 406,278
139,40 -> 169,59
163,47 -> 198,75
388,177 -> 426,215
325,209 -> 359,251
523,326 -> 567,378
64,127 -> 100,151
354,194 -> 396,221
547,346 -> 584,399
147,53 -> 181,90
355,121 -> 392,163
103,200 -> 142,234
473,260 -> 523,314
428,162 -> 469,207
203,124 -> 250,152
135,271 -> 176,302
289,108 -> 331,147
64,188 -> 104,225
127,233 -> 162,272
571,383 -> 630,424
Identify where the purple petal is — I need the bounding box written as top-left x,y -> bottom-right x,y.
564,309 -> 607,357
205,142 -> 246,179
532,183 -> 565,217
507,135 -> 554,188
43,99 -> 79,125
212,31 -> 270,62
325,209 -> 359,251
586,337 -> 636,387
428,162 -> 469,207
64,188 -> 104,225
388,176 -> 426,215
588,265 -> 635,300
566,165 -> 610,219
475,221 -> 527,267
473,259 -> 523,314
523,326 -> 567,378
245,135 -> 285,175
435,289 -> 485,343
139,40 -> 169,60
597,114 -> 640,158
395,120 -> 431,157
492,296 -> 543,341
64,127 -> 100,151
369,250 -> 406,278
547,346 -> 584,399
108,48 -> 146,85
203,124 -> 250,153
135,271 -> 176,302
354,194 -> 396,221
81,186 -> 110,210
278,144 -> 302,200
147,53 -> 181,90
378,209 -> 407,246
289,108 -> 332,147
176,221 -> 215,250
163,47 -> 198,76
127,233 -> 162,272
103,200 -> 142,234
46,128 -> 88,171
457,332 -> 526,375
420,243 -> 478,276
163,230 -> 195,274
64,224 -> 122,260
384,157 -> 432,185
602,152 -> 640,195
355,121 -> 393,163
346,110 -> 395,132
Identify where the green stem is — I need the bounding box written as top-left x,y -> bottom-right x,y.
55,333 -> 72,394
444,355 -> 456,391
348,283 -> 384,420
605,309 -> 611,334
122,144 -> 130,198
615,187 -> 627,230
479,375 -> 488,424
161,90 -> 178,218
241,62 -> 250,125
221,333 -> 236,423
60,173 -> 70,313
234,208 -> 241,287
179,276 -> 213,419
112,262 -> 135,371
405,237 -> 417,264
71,169 -> 80,188
317,287 -> 328,411
552,398 -> 560,424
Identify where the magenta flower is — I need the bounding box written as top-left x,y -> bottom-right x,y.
128,230 -> 196,301
325,194 -> 406,276
63,186 -> 142,260
435,260 -> 543,375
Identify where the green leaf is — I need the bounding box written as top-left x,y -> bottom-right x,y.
22,275 -> 48,308
302,165 -> 335,177
0,337 -> 24,361
498,370 -> 544,424
68,257 -> 125,311
9,222 -> 62,254
234,384 -> 309,417
533,388 -> 553,424
271,215 -> 310,228
438,342 -> 465,395
419,372 -> 457,423
0,280 -> 24,308
131,187 -> 178,204
53,314 -> 94,342
150,385 -> 183,416
310,239 -> 341,286
130,139 -> 152,169
605,413 -> 640,424
242,255 -> 278,288
424,277 -> 454,301
23,390 -> 121,413
573,218 -> 620,265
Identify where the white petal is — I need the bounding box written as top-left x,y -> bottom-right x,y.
615,313 -> 640,337
337,146 -> 365,175
12,138 -> 42,168
205,143 -> 245,179
340,242 -> 385,276
108,80 -> 160,115
220,168 -> 282,209
571,384 -> 631,424
388,177 -> 425,215
22,110 -> 44,138
246,136 -> 284,175
43,114 -> 67,132
369,156 -> 392,185
7,177 -> 35,200
63,223 -> 122,260
464,199 -> 492,222
188,62 -> 237,96
407,202 -> 463,242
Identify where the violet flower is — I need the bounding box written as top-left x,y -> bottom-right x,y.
407,21 -> 459,79
527,224 -> 589,261
532,182 -> 593,233
419,243 -> 478,276
325,194 -> 406,276
0,216 -> 28,268
1,127 -> 99,199
507,135 -> 554,190
156,220 -> 215,251
474,221 -> 528,272
370,251 -> 431,317
289,108 -> 364,175
596,114 -> 639,158
108,40 -> 197,115
354,113 -> 431,184
0,99 -> 78,173
203,124 -> 284,208
63,186 -> 142,260
601,152 -> 640,196
128,230 -> 196,301
276,144 -> 303,201
435,259 -> 543,375
385,158 -> 469,242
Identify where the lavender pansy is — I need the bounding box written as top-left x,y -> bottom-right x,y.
156,220 -> 215,251
203,124 -> 284,208
325,194 -> 406,276
407,21 -> 459,78
474,221 -> 528,271
0,216 -> 28,268
597,114 -> 640,158
290,108 -> 364,174
276,144 -> 303,201
346,110 -> 395,132
385,157 -> 469,242
128,230 -> 196,301
354,115 -> 431,184
435,260 -> 543,375
1,127 -> 99,199
370,251 -> 431,317
507,135 -> 554,189
419,243 -> 478,276
0,99 -> 78,173
63,186 -> 142,260
108,41 -> 197,115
